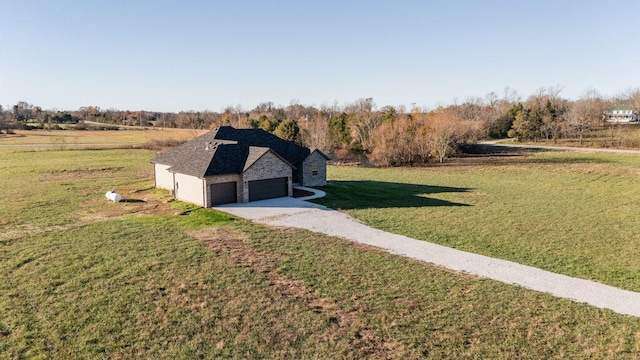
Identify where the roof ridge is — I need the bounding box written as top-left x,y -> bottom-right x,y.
152,126 -> 311,177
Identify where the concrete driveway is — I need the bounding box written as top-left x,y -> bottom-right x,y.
216,196 -> 640,318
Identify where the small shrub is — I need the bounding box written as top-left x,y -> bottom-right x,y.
0,322 -> 11,337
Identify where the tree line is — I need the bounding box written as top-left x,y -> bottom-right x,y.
2,87 -> 640,165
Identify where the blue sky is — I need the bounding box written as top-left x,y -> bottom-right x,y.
1,0 -> 638,112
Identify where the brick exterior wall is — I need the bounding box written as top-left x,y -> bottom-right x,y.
203,174 -> 242,207
301,151 -> 327,187
242,151 -> 292,202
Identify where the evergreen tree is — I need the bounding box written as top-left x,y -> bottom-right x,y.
273,119 -> 300,142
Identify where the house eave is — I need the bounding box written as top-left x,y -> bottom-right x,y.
308,148 -> 331,160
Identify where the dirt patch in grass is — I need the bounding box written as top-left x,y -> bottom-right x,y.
189,226 -> 401,358
47,166 -> 123,174
1,190 -> 176,242
82,190 -> 178,221
0,189 -> 177,243
0,223 -> 83,243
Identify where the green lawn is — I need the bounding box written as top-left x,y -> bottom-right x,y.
3,134 -> 640,358
315,152 -> 640,292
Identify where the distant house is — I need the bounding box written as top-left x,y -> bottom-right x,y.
604,105 -> 638,123
151,126 -> 329,207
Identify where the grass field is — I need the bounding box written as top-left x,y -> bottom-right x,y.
3,131 -> 640,358
316,153 -> 640,293
0,128 -> 204,151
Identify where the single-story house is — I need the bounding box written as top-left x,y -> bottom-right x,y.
151,126 -> 329,207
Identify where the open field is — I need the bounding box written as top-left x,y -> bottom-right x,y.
0,128 -> 205,151
3,131 -> 640,358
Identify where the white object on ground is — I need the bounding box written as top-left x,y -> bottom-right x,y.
105,190 -> 121,202
217,196 -> 640,318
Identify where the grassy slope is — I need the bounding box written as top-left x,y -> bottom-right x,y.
315,153 -> 640,292
3,132 -> 640,358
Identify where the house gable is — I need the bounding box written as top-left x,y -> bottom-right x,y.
241,150 -> 293,202
243,150 -> 292,182
243,146 -> 295,173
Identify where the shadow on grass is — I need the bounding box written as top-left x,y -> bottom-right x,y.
314,180 -> 471,210
120,198 -> 147,203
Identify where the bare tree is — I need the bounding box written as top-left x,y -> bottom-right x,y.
253,101 -> 274,113
427,111 -> 465,163
369,115 -> 410,166
319,101 -> 341,121
346,98 -> 382,152
618,87 -> 640,112
567,89 -> 606,144
300,111 -> 329,152
12,101 -> 33,122
0,105 -> 17,134
0,105 -> 6,133
285,99 -> 304,120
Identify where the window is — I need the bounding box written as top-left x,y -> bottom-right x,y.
311,163 -> 318,176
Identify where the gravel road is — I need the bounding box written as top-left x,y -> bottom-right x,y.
217,195 -> 640,318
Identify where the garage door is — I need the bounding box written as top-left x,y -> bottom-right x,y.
210,182 -> 237,206
248,177 -> 288,202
